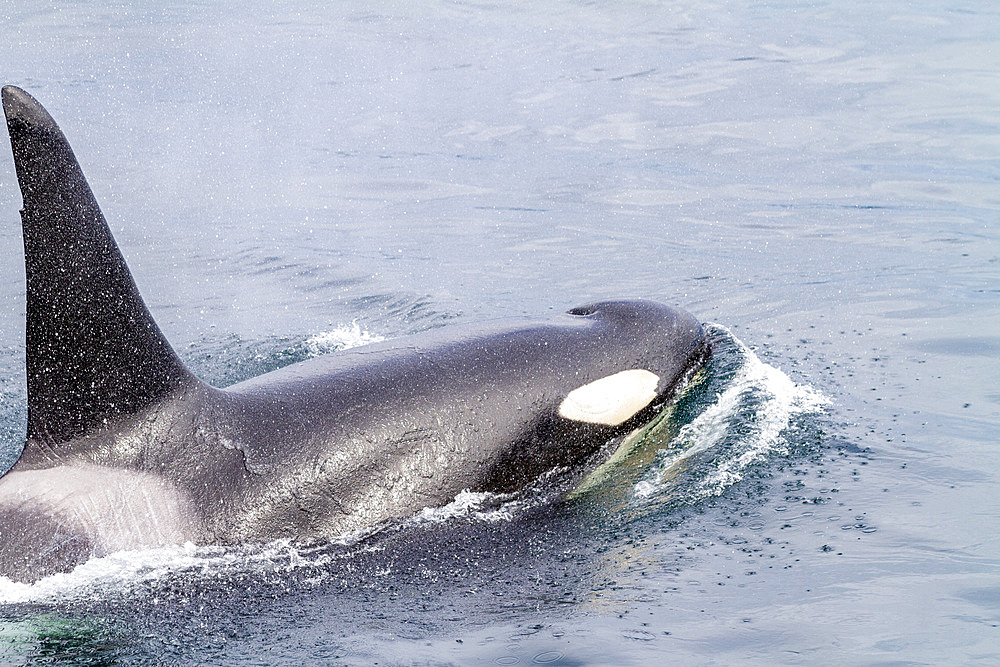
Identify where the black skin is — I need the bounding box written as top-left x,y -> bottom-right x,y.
0,85 -> 709,582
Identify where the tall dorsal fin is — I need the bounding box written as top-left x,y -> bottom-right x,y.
2,86 -> 197,454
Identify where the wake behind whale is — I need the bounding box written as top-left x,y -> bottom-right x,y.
0,86 -> 709,584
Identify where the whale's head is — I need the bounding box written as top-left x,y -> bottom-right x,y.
558,298 -> 707,425
469,298 -> 708,492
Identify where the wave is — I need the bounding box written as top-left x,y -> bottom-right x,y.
631,324 -> 830,504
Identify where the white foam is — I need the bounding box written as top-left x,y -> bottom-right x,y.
634,325 -> 830,500
407,489 -> 520,525
304,321 -> 385,355
0,539 -> 353,605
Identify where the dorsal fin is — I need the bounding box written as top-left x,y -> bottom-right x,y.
2,86 -> 197,455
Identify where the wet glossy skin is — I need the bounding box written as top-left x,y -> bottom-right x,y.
0,86 -> 708,582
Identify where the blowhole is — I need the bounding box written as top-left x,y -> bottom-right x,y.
567,305 -> 598,317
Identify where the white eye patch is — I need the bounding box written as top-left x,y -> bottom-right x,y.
558,369 -> 661,426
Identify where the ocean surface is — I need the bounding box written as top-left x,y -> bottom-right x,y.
0,0 -> 997,664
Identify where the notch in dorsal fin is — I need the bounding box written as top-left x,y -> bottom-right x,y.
3,86 -> 198,455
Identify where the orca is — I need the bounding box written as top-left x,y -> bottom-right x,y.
0,85 -> 709,583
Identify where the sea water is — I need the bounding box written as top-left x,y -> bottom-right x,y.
0,0 -> 997,664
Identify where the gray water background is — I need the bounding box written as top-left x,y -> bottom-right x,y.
0,0 -> 998,664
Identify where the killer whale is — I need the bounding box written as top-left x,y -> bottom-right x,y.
0,85 -> 709,583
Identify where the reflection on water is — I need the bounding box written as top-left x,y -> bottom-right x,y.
0,614 -> 127,665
